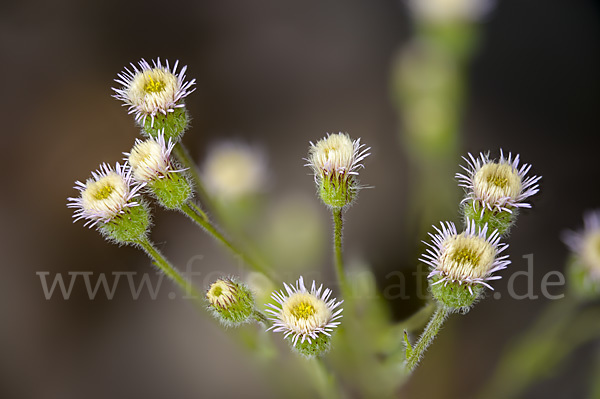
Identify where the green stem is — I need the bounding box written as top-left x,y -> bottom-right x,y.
309,357 -> 340,399
173,141 -> 214,212
332,208 -> 348,295
135,236 -> 202,300
181,201 -> 273,279
252,309 -> 271,327
187,198 -> 209,222
405,303 -> 450,372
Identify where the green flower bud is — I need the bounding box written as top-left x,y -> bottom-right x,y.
463,199 -> 516,236
141,107 -> 189,142
306,133 -> 370,210
288,331 -> 332,358
149,172 -> 193,210
126,131 -> 193,209
206,278 -> 255,327
99,202 -> 151,244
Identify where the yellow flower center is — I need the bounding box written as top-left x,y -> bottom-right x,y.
291,301 -> 316,320
127,68 -> 179,113
451,247 -> 480,266
473,162 -> 522,204
207,280 -> 236,308
92,183 -> 115,201
440,234 -> 496,281
486,173 -> 509,189
144,75 -> 166,94
81,172 -> 129,219
281,292 -> 331,333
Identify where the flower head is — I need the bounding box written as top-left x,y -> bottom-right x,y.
125,131 -> 192,209
422,220 -> 510,310
112,58 -> 195,127
562,211 -> 600,284
306,132 -> 370,208
266,277 -> 343,357
457,150 -> 540,214
67,163 -> 144,228
126,131 -> 177,183
206,278 -> 255,327
407,0 -> 494,23
203,141 -> 267,200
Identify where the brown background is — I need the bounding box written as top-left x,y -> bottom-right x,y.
2,0 -> 599,398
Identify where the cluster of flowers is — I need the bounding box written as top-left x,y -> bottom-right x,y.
67,59 -> 196,245
68,58 -> 375,357
71,57 -> 596,362
422,151 -> 541,311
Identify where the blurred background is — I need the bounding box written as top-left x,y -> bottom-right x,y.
2,0 -> 600,398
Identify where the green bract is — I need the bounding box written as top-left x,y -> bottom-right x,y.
99,201 -> 151,244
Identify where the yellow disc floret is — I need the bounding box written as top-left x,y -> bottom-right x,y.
128,68 -> 179,115
281,292 -> 331,334
439,233 -> 496,281
80,172 -> 129,222
473,162 -> 522,206
207,280 -> 237,309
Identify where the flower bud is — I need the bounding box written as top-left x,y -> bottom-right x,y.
126,132 -> 193,209
306,133 -> 370,209
206,278 -> 255,326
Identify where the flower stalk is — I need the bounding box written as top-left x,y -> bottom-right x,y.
180,201 -> 272,278
134,235 -> 201,299
332,208 -> 348,295
405,303 -> 450,372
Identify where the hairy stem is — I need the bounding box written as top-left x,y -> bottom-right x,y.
406,303 -> 450,372
135,236 -> 202,299
252,309 -> 271,327
310,357 -> 341,399
332,208 -> 348,294
181,201 -> 273,279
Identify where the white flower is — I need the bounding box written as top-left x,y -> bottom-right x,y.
562,211 -> 600,281
456,150 -> 541,213
112,58 -> 196,126
67,163 -> 144,228
421,219 -> 510,293
203,141 -> 267,199
266,277 -> 343,347
125,131 -> 178,183
407,0 -> 494,23
306,132 -> 370,185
